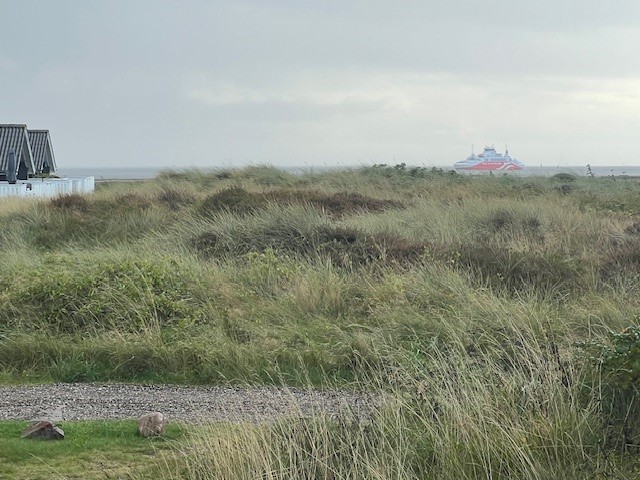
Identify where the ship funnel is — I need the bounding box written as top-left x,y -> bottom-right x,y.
7,148 -> 17,184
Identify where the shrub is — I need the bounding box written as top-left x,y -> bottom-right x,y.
586,326 -> 640,391
0,257 -> 202,333
555,184 -> 575,195
600,238 -> 640,279
518,182 -> 547,195
453,244 -> 584,295
198,187 -> 404,219
483,209 -> 516,232
580,326 -> 640,449
190,214 -> 427,268
49,194 -> 89,212
265,190 -> 404,217
156,187 -> 196,210
112,192 -> 152,211
316,227 -> 427,268
552,172 -> 577,182
23,192 -> 167,249
478,208 -> 542,237
199,187 -> 264,216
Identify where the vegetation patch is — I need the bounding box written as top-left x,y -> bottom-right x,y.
552,172 -> 577,182
0,256 -> 202,333
316,227 -> 428,268
199,186 -> 265,216
199,186 -> 403,218
264,189 -> 404,216
453,244 -> 585,295
555,183 -> 575,195
49,193 -> 89,212
578,192 -> 640,214
0,420 -> 182,479
478,208 -> 543,236
580,326 -> 640,449
156,186 -> 197,210
363,163 -> 463,180
19,192 -> 175,249
192,223 -> 426,268
110,192 -> 153,212
601,237 -> 640,279
4,167 -> 640,477
235,165 -> 297,186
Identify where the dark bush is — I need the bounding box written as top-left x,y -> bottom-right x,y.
199,187 -> 264,216
198,187 -> 404,218
192,223 -> 315,259
552,172 -> 577,182
555,184 -> 575,195
483,210 -> 516,232
49,194 -> 89,212
156,187 -> 196,210
191,225 -> 427,268
113,193 -> 152,211
317,191 -> 403,215
453,244 -> 584,295
522,216 -> 542,231
479,209 -> 542,237
600,238 -> 640,279
265,190 -> 404,217
89,193 -> 152,217
316,228 -> 427,268
518,182 -> 547,195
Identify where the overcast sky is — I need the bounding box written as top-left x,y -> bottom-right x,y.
2,1 -> 640,169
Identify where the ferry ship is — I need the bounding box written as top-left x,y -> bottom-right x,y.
454,146 -> 524,171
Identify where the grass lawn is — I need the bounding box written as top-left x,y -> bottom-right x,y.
0,420 -> 184,479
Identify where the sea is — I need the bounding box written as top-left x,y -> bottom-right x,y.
58,165 -> 640,181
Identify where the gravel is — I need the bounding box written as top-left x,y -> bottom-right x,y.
0,383 -> 378,423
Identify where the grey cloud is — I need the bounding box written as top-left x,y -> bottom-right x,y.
1,0 -> 639,168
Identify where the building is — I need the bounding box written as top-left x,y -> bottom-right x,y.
0,124 -> 36,181
0,124 -> 94,198
28,130 -> 57,174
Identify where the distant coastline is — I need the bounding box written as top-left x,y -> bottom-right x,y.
57,165 -> 640,182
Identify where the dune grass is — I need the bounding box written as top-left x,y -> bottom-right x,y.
1,165 -> 640,478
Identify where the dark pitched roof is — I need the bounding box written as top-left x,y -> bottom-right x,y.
28,130 -> 57,173
0,125 -> 35,175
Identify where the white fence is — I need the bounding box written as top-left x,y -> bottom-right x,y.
0,177 -> 94,198
0,183 -> 28,197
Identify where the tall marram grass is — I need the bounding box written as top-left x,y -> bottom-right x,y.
2,166 -> 640,477
151,315 -> 621,479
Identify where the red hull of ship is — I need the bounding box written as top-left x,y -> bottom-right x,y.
463,162 -> 523,171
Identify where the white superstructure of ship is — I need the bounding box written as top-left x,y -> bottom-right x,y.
454,146 -> 525,171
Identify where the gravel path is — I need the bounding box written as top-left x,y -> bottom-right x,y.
0,384 -> 377,423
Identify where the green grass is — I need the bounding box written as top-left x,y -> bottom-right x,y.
0,420 -> 183,479
1,165 -> 640,477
